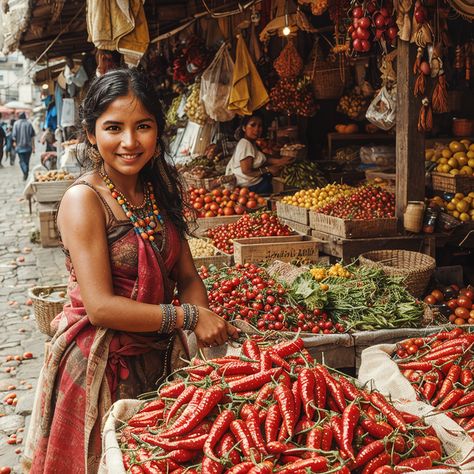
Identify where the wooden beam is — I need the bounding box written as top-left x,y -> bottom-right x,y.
395,40 -> 426,220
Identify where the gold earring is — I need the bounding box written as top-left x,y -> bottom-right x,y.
87,144 -> 102,164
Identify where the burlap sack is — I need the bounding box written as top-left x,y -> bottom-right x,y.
359,343 -> 474,474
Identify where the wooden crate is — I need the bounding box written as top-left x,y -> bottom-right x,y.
271,177 -> 299,194
193,252 -> 233,269
193,215 -> 241,237
183,174 -> 236,191
233,235 -> 320,265
309,211 -> 398,239
275,201 -> 309,225
280,218 -> 311,235
32,180 -> 73,203
37,203 -> 59,247
431,172 -> 474,194
311,229 -> 431,261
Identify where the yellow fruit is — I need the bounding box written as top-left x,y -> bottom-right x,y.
441,149 -> 452,158
469,192 -> 474,199
460,166 -> 473,176
449,141 -> 466,153
453,210 -> 460,218
468,158 -> 474,168
450,169 -> 460,176
425,149 -> 435,160
456,200 -> 469,213
455,193 -> 465,200
447,157 -> 459,168
441,164 -> 452,173
465,196 -> 473,204
447,202 -> 456,211
438,157 -> 448,164
460,212 -> 470,222
470,144 -> 474,152
469,209 -> 474,216
460,139 -> 471,147
455,153 -> 468,166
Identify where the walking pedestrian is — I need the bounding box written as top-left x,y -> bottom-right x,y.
12,112 -> 35,180
5,126 -> 15,165
23,68 -> 239,473
0,114 -> 6,168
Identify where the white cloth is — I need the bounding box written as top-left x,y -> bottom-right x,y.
225,138 -> 266,187
60,99 -> 76,128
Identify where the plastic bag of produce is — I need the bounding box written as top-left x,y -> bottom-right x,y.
359,343 -> 474,473
200,43 -> 235,122
360,145 -> 396,167
366,86 -> 397,131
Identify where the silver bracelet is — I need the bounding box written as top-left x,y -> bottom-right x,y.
182,304 -> 192,330
189,304 -> 199,331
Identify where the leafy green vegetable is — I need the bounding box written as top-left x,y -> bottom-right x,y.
291,273 -> 328,310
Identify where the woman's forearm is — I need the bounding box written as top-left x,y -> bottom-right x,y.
178,277 -> 209,308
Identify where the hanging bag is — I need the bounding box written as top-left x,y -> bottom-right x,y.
200,43 -> 235,122
366,86 -> 397,131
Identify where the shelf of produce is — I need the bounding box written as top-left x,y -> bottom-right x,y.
311,229 -> 433,261
309,211 -> 398,239
275,201 -> 309,225
327,132 -> 394,159
233,235 -> 321,265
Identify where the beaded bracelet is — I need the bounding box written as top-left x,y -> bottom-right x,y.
182,304 -> 192,330
189,304 -> 199,331
159,304 -> 177,333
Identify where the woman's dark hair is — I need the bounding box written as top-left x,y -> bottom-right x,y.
80,68 -> 190,238
234,111 -> 264,140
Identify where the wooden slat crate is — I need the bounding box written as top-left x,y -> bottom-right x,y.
271,177 -> 299,194
233,235 -> 320,265
192,215 -> 241,237
309,211 -> 398,239
37,203 -> 59,248
431,172 -> 474,194
280,218 -> 311,235
32,180 -> 73,203
275,201 -> 309,225
193,252 -> 233,269
183,174 -> 236,191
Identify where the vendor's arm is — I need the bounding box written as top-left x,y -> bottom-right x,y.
266,156 -> 294,167
57,186 -> 237,345
240,156 -> 280,177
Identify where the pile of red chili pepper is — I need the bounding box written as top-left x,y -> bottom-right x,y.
206,212 -> 292,254
394,327 -> 474,440
198,263 -> 343,333
119,336 -> 450,473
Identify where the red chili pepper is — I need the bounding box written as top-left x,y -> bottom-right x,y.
230,419 -> 259,461
455,389 -> 474,407
259,351 -> 273,372
217,361 -> 259,376
228,368 -> 282,392
140,432 -> 208,451
437,388 -> 465,411
225,462 -> 254,474
330,415 -> 349,458
128,408 -> 164,428
201,456 -> 224,474
321,423 -> 333,451
433,364 -> 462,405
272,338 -> 304,358
421,381 -> 437,401
373,467 -> 394,474
240,405 -> 267,455
353,440 -> 385,468
338,376 -> 364,401
268,351 -> 291,371
203,409 -> 234,459
414,435 -> 442,454
394,455 -> 432,472
242,339 -> 261,360
166,449 -> 196,463
274,383 -> 296,437
298,368 -> 316,419
266,441 -> 297,454
139,398 -> 165,413
370,392 -> 407,432
254,383 -> 275,411
360,418 -> 393,439
159,380 -> 186,398
292,379 -> 302,425
314,365 -> 346,412
185,365 -> 214,378
461,368 -> 474,387
216,432 -> 240,466
463,416 -> 474,431
165,384 -> 197,424
312,368 -> 327,409
341,403 -> 360,459
454,404 -> 474,417
160,386 -> 223,438
277,457 -> 328,473
305,426 -> 323,458
422,346 -> 464,362
363,453 -> 400,474
397,361 -> 433,371
248,461 -> 274,474
264,403 -> 281,444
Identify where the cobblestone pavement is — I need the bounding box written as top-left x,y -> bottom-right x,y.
0,152 -> 68,471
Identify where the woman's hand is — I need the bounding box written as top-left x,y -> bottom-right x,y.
194,307 -> 240,347
266,165 -> 281,176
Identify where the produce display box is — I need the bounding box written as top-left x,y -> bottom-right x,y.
233,235 -> 320,265
192,246 -> 233,269
271,177 -> 299,194
183,174 -> 236,191
431,172 -> 474,194
37,203 -> 59,248
310,229 -> 429,261
309,211 -> 398,239
32,180 -> 73,203
193,215 -> 241,237
275,201 -> 309,225
280,217 -> 311,236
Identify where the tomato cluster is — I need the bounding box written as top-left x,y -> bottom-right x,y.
319,186 -> 395,219
207,212 -> 292,254
199,263 -> 345,333
424,285 -> 474,325
187,186 -> 266,218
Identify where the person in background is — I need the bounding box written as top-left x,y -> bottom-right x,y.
5,126 -> 15,165
225,112 -> 292,194
12,112 -> 36,180
0,115 -> 6,168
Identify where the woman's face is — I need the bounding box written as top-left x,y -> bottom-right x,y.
243,117 -> 263,141
87,92 -> 158,177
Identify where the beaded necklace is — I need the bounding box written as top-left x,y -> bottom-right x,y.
99,167 -> 166,251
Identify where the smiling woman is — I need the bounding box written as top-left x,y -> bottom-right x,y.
23,68 -> 238,473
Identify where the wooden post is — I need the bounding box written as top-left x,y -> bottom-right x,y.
396,40 -> 426,220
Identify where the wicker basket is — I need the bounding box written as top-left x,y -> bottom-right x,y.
28,285 -> 68,337
431,172 -> 474,194
359,250 -> 436,298
306,43 -> 347,100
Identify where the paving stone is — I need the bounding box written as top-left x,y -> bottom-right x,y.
15,392 -> 36,416
0,415 -> 24,435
